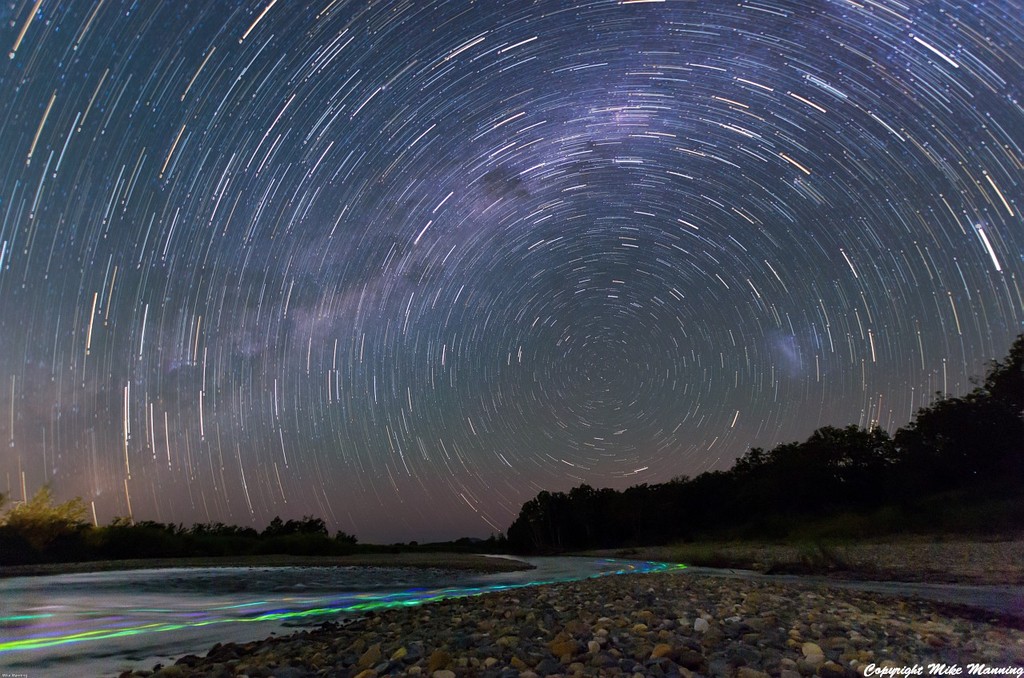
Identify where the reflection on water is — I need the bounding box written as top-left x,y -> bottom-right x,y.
0,556 -> 684,677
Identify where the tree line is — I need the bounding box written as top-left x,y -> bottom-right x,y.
0,489 -> 504,566
0,495 -> 361,566
506,334 -> 1024,552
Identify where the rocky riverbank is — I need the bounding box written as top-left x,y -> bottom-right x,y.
597,538 -> 1024,586
122,569 -> 1024,678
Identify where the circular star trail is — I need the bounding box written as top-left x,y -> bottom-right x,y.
1,0 -> 1022,542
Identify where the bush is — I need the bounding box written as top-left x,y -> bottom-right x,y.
1,486 -> 88,553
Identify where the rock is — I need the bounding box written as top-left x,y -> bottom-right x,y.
805,653 -> 826,667
798,659 -> 824,675
427,649 -> 452,672
726,644 -> 763,666
738,669 -> 771,678
431,671 -> 456,678
549,635 -> 579,658
819,660 -> 847,678
708,657 -> 733,677
651,643 -> 674,659
391,646 -> 408,661
694,618 -> 710,633
357,643 -> 382,671
781,670 -> 802,678
535,657 -> 563,674
801,642 -> 825,659
701,628 -> 725,647
353,670 -> 377,678
588,640 -> 601,654
497,635 -> 520,648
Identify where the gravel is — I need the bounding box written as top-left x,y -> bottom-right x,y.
597,539 -> 1024,585
119,570 -> 1024,678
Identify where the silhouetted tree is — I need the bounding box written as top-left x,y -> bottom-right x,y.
335,529 -> 358,544
984,333 -> 1024,413
1,485 -> 88,551
895,391 -> 1023,495
262,516 -> 286,537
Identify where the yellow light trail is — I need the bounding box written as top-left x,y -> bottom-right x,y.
10,0 -> 44,59
240,0 -> 279,44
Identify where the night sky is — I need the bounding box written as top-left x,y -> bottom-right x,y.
1,0 -> 1022,543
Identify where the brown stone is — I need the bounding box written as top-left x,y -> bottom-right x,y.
356,643 -> 382,671
549,636 -> 579,658
427,649 -> 451,672
819,661 -> 847,678
497,635 -> 519,648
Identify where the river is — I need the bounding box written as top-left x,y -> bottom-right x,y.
0,556 -> 680,676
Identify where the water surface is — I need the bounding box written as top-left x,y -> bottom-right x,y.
0,556 -> 681,676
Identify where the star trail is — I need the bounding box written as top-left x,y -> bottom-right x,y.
1,0 -> 1022,543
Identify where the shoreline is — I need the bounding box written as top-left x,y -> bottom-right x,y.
0,552 -> 535,579
7,535 -> 1020,584
118,568 -> 1024,677
584,537 -> 1024,587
